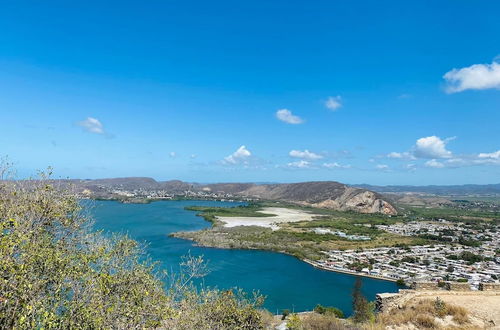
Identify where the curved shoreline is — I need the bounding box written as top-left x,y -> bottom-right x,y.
302,259 -> 397,283
180,203 -> 399,284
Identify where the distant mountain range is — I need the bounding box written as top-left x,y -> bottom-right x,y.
50,178 -> 397,215
39,177 -> 500,214
353,183 -> 500,196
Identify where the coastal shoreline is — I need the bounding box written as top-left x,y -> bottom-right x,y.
303,259 -> 397,283
175,232 -> 398,284
177,203 -> 400,284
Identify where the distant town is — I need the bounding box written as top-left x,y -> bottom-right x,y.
309,219 -> 499,287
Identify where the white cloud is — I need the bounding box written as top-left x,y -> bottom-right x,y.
289,149 -> 323,160
387,152 -> 403,158
413,136 -> 453,159
223,145 -> 252,164
384,137 -> 500,169
190,154 -> 197,159
169,152 -> 176,158
405,163 -> 416,171
425,159 -> 445,168
376,164 -> 389,170
386,151 -> 415,160
323,162 -> 351,169
478,150 -> 500,159
77,117 -> 105,134
325,96 -> 342,111
287,160 -> 311,168
276,109 -> 304,124
445,158 -> 468,167
443,59 -> 500,93
423,153 -> 500,168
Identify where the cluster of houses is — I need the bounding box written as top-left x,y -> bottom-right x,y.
313,242 -> 499,288
81,187 -> 246,202
312,228 -> 371,241
376,220 -> 455,238
376,219 -> 498,251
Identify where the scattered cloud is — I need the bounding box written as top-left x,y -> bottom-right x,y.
413,136 -> 453,159
419,153 -> 500,169
375,164 -> 390,171
478,150 -> 500,159
385,136 -> 452,161
443,58 -> 500,93
276,109 -> 304,124
405,163 -> 416,171
386,151 -> 415,160
223,145 -> 252,165
190,154 -> 197,159
445,158 -> 468,167
325,96 -> 342,111
289,149 -> 323,160
387,152 -> 404,158
384,135 -> 500,170
323,162 -> 351,169
398,93 -> 412,99
425,159 -> 445,168
286,160 -> 312,169
77,117 -> 105,134
169,152 -> 176,158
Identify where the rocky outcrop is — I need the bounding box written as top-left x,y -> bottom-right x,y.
205,181 -> 398,215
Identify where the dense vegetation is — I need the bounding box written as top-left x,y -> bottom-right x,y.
0,168 -> 268,329
176,203 -> 426,261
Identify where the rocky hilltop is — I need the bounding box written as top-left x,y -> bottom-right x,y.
60,178 -> 397,215
203,181 -> 397,214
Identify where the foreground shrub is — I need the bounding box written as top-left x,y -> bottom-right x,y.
0,166 -> 268,329
302,313 -> 354,330
287,313 -> 303,330
314,304 -> 345,318
375,298 -> 470,329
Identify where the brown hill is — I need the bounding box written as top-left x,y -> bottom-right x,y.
47,178 -> 397,215
203,181 -> 397,214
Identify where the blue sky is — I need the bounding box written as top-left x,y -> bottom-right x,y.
1,0 -> 499,185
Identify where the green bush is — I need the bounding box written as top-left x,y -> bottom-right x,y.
314,304 -> 344,318
0,167 -> 268,329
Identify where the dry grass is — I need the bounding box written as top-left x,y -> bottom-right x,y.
375,298 -> 471,329
446,304 -> 469,324
301,313 -> 352,330
414,314 -> 437,328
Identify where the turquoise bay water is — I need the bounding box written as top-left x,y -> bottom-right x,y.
90,200 -> 398,315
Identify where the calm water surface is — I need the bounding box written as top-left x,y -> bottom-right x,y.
90,200 -> 398,315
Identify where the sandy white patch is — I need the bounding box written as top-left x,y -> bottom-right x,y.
217,207 -> 317,230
